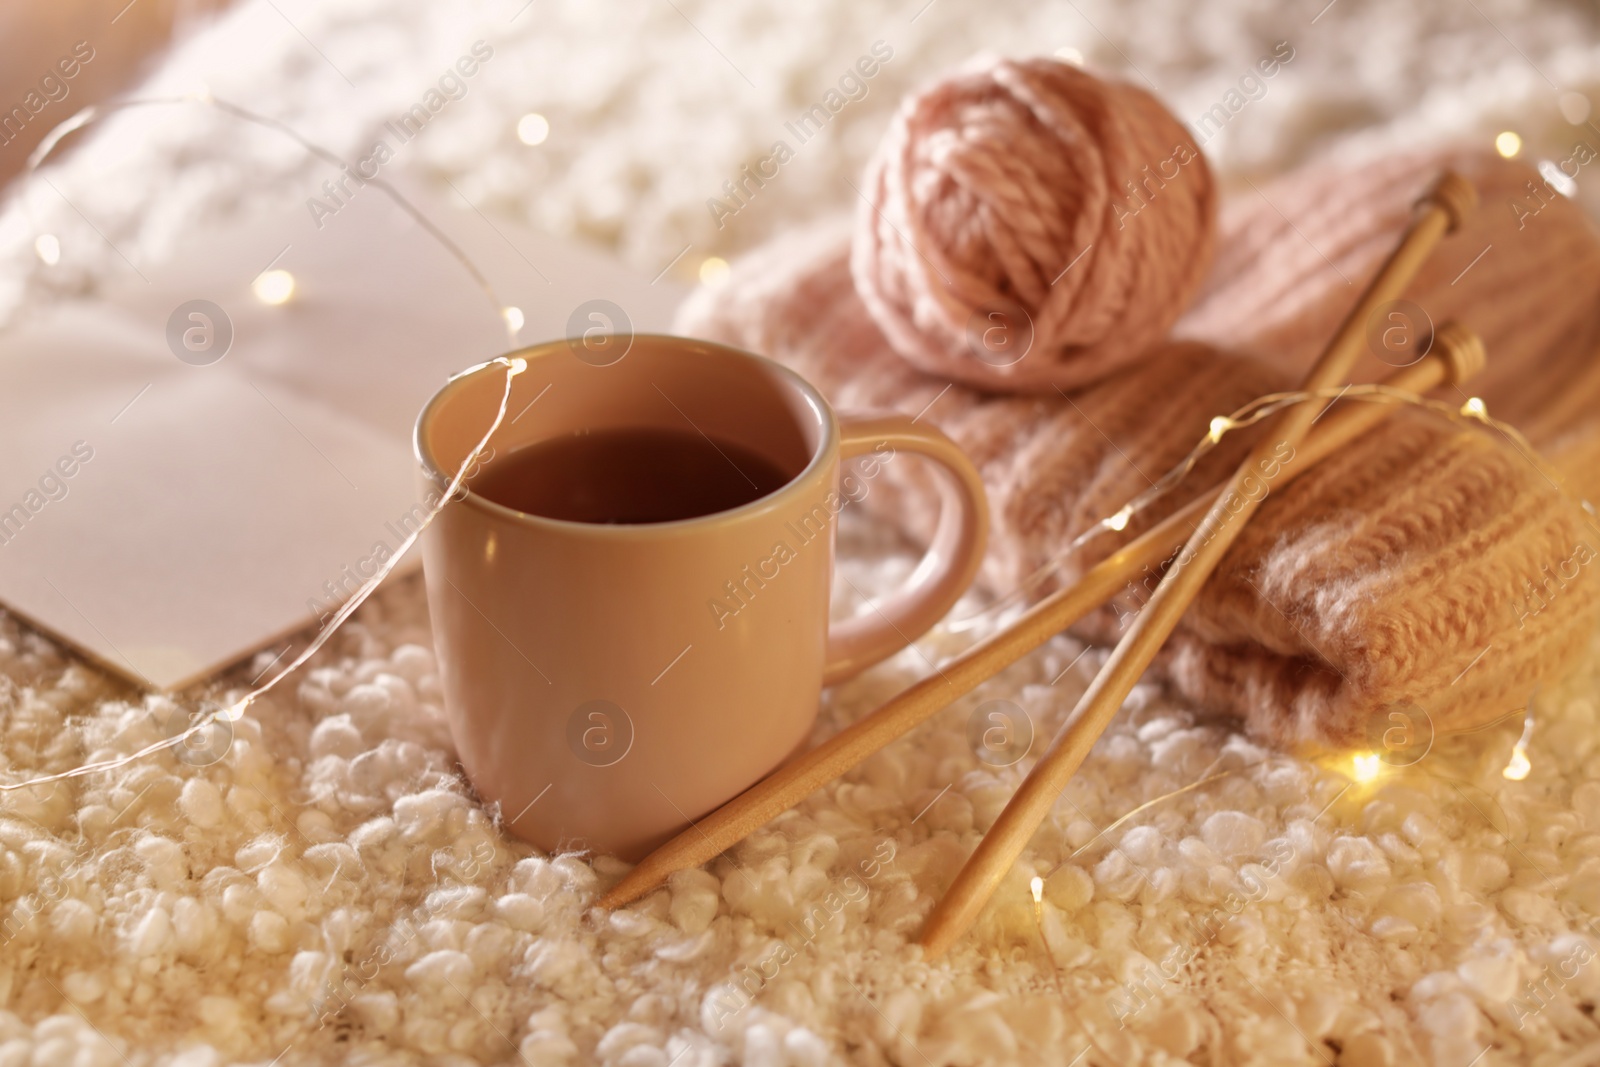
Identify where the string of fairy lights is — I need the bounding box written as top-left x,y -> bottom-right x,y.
0,371 -> 1586,794
1,102 -> 1594,819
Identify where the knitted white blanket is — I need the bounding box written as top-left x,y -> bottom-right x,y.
3,2 -> 1600,1064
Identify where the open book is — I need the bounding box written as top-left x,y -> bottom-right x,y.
0,185 -> 685,689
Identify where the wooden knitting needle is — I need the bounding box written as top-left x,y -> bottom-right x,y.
915,171 -> 1478,957
597,328 -> 1482,909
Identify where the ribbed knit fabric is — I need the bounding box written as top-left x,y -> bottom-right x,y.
675,149 -> 1600,750
1164,412 -> 1600,748
1179,149 -> 1600,444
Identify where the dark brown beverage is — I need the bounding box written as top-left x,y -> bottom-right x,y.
471,427 -> 794,524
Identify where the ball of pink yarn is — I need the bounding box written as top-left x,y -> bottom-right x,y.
851,57 -> 1217,392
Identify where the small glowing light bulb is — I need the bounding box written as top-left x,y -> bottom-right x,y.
1504,705 -> 1535,781
34,234 -> 61,265
253,269 -> 296,305
1030,875 -> 1044,904
1538,159 -> 1578,199
1054,47 -> 1085,66
1107,505 -> 1132,532
502,306 -> 525,334
699,256 -> 730,285
1207,415 -> 1230,444
1494,131 -> 1522,158
516,113 -> 550,146
1461,396 -> 1488,419
1351,752 -> 1383,783
508,356 -> 528,375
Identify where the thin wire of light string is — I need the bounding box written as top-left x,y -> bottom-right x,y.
6,378 -> 1585,793
1039,701 -> 1541,884
0,354 -> 526,792
3,99 -> 1595,793
946,382 -> 1600,634
0,94 -> 530,792
995,388 -> 1595,892
17,90 -> 515,339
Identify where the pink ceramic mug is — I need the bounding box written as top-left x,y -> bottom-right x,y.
413,334 -> 987,859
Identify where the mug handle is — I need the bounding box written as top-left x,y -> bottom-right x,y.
823,412 -> 989,686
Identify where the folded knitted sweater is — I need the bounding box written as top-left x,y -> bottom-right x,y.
676,148 -> 1600,750
1181,149 -> 1600,445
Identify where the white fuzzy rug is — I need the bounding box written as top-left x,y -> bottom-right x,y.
4,1 -> 1600,1065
